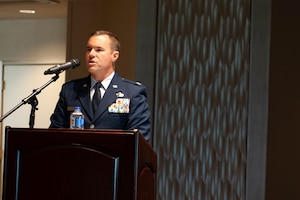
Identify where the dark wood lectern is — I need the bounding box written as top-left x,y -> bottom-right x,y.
2,127 -> 157,200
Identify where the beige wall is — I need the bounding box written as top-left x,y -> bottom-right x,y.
0,18 -> 67,64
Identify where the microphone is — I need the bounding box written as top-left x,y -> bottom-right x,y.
44,59 -> 80,75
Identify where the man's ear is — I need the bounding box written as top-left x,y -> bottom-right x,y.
112,51 -> 119,62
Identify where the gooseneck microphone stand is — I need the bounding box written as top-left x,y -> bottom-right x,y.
0,74 -> 60,128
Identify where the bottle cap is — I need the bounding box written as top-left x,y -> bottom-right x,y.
74,106 -> 81,111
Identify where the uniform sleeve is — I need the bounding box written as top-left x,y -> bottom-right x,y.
126,85 -> 151,141
49,85 -> 70,128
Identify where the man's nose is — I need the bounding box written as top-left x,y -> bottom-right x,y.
88,49 -> 96,57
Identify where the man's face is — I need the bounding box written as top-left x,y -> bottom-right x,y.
85,34 -> 119,79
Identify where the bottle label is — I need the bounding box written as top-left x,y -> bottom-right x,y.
70,116 -> 84,129
75,117 -> 84,128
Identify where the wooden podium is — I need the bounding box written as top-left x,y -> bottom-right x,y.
2,127 -> 157,200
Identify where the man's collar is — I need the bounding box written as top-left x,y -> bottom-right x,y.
90,71 -> 115,90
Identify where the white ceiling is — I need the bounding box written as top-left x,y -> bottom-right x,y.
0,0 -> 68,19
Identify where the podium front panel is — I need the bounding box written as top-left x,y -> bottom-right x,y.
2,128 -> 146,200
19,144 -> 119,199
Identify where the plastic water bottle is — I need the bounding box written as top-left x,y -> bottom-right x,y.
70,106 -> 84,129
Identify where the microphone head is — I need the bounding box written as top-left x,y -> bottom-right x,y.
70,58 -> 80,69
43,59 -> 81,75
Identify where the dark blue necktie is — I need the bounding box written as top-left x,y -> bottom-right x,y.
92,82 -> 101,114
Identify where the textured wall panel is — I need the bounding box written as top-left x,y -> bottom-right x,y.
154,0 -> 251,199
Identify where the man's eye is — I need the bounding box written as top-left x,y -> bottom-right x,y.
86,48 -> 103,52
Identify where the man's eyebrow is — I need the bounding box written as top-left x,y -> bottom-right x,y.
86,45 -> 103,49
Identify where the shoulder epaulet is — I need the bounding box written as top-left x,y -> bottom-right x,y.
122,78 -> 142,86
64,79 -> 74,85
64,77 -> 88,86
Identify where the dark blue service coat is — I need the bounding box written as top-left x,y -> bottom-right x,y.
50,73 -> 151,141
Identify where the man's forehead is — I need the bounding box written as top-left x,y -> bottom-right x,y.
89,34 -> 109,41
87,35 -> 110,46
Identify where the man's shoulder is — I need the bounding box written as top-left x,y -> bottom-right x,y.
113,73 -> 145,89
121,78 -> 143,87
61,77 -> 90,91
64,76 -> 89,86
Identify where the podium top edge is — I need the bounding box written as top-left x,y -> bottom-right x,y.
5,126 -> 140,135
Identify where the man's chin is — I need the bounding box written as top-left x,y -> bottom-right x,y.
86,64 -> 97,70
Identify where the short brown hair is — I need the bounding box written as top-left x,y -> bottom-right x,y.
89,30 -> 121,52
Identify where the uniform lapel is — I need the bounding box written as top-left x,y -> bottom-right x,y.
77,77 -> 93,120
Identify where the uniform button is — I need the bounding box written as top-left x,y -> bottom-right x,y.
90,124 -> 95,129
